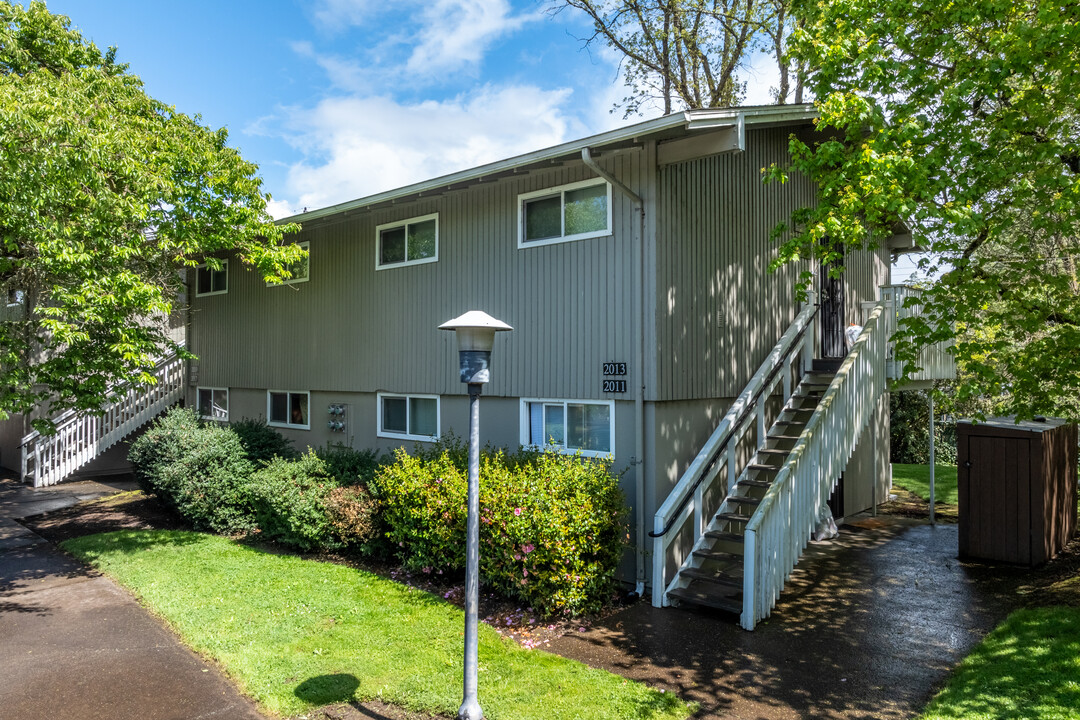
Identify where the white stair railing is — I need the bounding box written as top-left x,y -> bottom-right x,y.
651,304 -> 817,608
741,304 -> 887,630
20,352 -> 185,488
878,285 -> 956,382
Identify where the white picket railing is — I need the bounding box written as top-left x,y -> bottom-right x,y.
741,304 -> 887,630
651,303 -> 817,608
878,285 -> 955,382
20,353 -> 185,488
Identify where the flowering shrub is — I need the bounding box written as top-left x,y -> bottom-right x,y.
479,449 -> 627,617
374,442 -> 627,616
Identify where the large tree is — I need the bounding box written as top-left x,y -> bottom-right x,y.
769,0 -> 1080,420
552,0 -> 802,114
0,2 -> 301,428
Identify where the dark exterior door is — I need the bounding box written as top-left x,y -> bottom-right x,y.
819,261 -> 846,358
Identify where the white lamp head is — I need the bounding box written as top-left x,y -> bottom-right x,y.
439,311 -> 513,384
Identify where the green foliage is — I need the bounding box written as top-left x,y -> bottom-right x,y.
230,417 -> 299,466
891,464 -> 959,506
248,451 -> 336,552
62,530 -> 693,720
317,443 -> 382,487
374,442 -> 628,617
128,407 -> 255,534
890,390 -> 958,465
375,447 -> 468,573
0,1 -> 302,424
479,449 -> 627,617
773,0 -> 1080,421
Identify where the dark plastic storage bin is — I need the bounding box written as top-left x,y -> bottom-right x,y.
957,417 -> 1077,566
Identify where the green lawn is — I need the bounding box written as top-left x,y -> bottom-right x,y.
62,530 -> 691,720
918,606 -> 1080,720
892,463 -> 959,505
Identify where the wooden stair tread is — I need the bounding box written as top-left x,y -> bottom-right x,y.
693,548 -> 744,562
757,448 -> 789,456
681,568 -> 743,589
668,586 -> 742,615
747,463 -> 779,471
717,512 -> 749,524
738,478 -> 772,488
705,530 -> 745,543
767,434 -> 802,441
726,496 -> 760,505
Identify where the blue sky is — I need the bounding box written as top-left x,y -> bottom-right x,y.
45,0 -> 786,219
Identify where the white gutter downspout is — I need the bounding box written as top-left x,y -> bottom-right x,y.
582,147 -> 647,596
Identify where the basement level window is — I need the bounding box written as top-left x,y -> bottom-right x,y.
268,390 -> 310,430
378,393 -> 439,441
521,399 -> 613,457
195,261 -> 228,296
267,241 -> 310,286
376,214 -> 438,269
518,179 -> 611,248
197,387 -> 229,422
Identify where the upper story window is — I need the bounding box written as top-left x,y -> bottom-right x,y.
267,241 -> 310,286
195,261 -> 228,297
197,387 -> 229,422
376,213 -> 438,269
378,392 -> 439,441
518,179 -> 611,248
268,390 -> 310,430
520,398 -> 614,457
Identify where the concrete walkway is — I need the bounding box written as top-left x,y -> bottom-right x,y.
548,516 -> 1030,720
0,475 -> 268,720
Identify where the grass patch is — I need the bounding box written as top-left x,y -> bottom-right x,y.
892,463 -> 959,505
62,530 -> 691,720
918,606 -> 1080,720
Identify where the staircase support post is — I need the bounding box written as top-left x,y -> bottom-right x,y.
929,394 -> 936,526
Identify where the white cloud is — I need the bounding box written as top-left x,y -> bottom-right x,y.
311,0 -> 377,29
269,84 -> 577,214
405,0 -> 539,77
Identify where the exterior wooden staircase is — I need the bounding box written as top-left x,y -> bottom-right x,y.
666,371 -> 835,614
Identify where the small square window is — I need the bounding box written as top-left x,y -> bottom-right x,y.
378,393 -> 440,441
6,289 -> 24,306
523,399 -> 613,457
196,261 -> 228,296
518,179 -> 611,248
197,387 -> 229,422
376,214 -> 439,269
267,241 -> 310,286
268,390 -> 310,429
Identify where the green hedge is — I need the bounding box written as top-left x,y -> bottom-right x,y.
129,408 -> 255,534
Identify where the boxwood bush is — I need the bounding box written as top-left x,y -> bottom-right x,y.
374,443 -> 627,617
247,451 -> 336,551
129,407 -> 255,534
230,418 -> 299,466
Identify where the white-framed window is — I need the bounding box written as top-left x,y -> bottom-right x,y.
267,390 -> 310,429
377,392 -> 439,441
267,241 -> 310,286
375,213 -> 438,269
520,399 -> 614,457
195,260 -> 228,296
197,387 -> 229,422
6,289 -> 24,306
517,179 -> 612,248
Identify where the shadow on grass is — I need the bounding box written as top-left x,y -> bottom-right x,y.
60,529 -> 207,561
295,673 -> 360,705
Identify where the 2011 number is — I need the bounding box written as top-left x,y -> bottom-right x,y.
603,380 -> 627,393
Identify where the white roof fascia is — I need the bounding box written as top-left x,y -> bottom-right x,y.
279,105 -> 817,225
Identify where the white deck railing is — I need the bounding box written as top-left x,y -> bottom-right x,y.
741,304 -> 887,630
877,285 -> 955,382
20,353 -> 185,488
651,304 -> 817,608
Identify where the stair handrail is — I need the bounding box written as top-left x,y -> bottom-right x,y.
20,349 -> 185,487
651,303 -> 817,607
741,304 -> 887,630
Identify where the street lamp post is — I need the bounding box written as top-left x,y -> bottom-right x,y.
439,310 -> 512,720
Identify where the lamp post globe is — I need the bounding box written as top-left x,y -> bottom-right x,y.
439,311 -> 512,720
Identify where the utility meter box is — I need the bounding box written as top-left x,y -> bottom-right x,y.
957,417 -> 1077,566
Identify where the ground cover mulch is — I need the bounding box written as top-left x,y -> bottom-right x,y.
877,486 -> 959,522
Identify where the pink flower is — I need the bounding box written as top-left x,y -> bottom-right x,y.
522,544 -> 535,554
513,508 -> 522,516
523,569 -> 529,577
